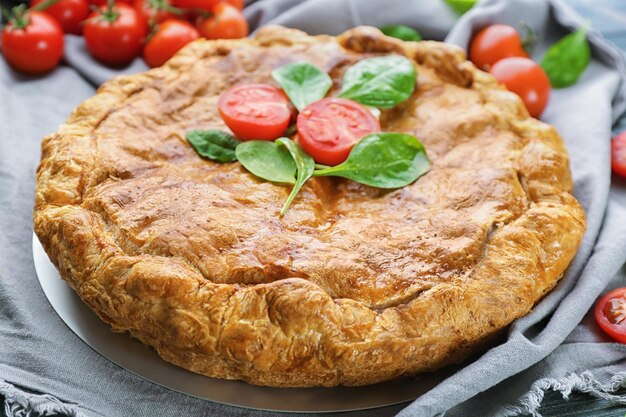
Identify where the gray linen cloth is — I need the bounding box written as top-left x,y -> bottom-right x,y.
1,0 -> 626,416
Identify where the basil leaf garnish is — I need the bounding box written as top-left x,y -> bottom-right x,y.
379,25 -> 421,42
338,55 -> 417,109
276,138 -> 315,215
186,130 -> 241,162
272,62 -> 333,112
444,0 -> 477,14
540,27 -> 590,88
313,132 -> 430,188
235,141 -> 296,184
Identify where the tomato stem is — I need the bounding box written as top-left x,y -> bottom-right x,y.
148,0 -> 183,16
7,4 -> 29,30
519,21 -> 537,53
193,8 -> 212,18
101,0 -> 119,23
30,0 -> 62,12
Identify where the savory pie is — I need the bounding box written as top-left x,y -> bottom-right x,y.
34,26 -> 585,387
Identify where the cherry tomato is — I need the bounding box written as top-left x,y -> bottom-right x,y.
595,287 -> 626,343
171,0 -> 219,12
196,2 -> 248,40
489,57 -> 550,119
133,0 -> 178,25
470,24 -> 528,71
1,11 -> 64,74
143,19 -> 199,68
296,98 -> 381,166
30,0 -> 90,34
612,131 -> 626,178
218,83 -> 290,141
83,3 -> 146,66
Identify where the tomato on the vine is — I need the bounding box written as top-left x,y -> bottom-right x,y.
612,131 -> 626,178
489,57 -> 551,119
595,287 -> 626,344
1,9 -> 64,74
30,0 -> 90,34
296,98 -> 381,166
196,2 -> 248,40
143,19 -> 199,68
470,24 -> 528,71
83,2 -> 146,66
133,0 -> 178,26
218,83 -> 291,141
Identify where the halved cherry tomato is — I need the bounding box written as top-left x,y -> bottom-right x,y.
218,83 -> 290,141
30,0 -> 90,35
133,0 -> 178,26
470,24 -> 528,71
1,10 -> 64,74
612,131 -> 626,178
489,57 -> 550,119
595,287 -> 626,343
296,98 -> 381,166
196,2 -> 248,40
143,19 -> 199,68
171,0 -> 219,12
83,3 -> 146,66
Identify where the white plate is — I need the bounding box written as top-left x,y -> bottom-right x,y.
33,233 -> 448,413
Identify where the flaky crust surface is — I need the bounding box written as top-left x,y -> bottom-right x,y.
34,26 -> 585,387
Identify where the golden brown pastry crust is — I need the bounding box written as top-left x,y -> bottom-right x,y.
34,26 -> 586,387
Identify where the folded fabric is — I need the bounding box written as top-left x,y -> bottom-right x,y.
0,0 -> 625,416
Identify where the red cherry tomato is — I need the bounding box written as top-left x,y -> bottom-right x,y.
83,3 -> 146,66
612,131 -> 626,178
30,0 -> 90,34
171,0 -> 219,12
196,2 -> 248,40
133,0 -> 178,26
1,11 -> 64,74
489,57 -> 551,119
296,98 -> 381,166
218,84 -> 291,141
595,287 -> 626,343
470,24 -> 528,71
143,19 -> 199,68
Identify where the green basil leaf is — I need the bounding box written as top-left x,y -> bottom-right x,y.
338,55 -> 417,108
313,132 -> 430,188
272,62 -> 333,111
276,138 -> 315,215
443,0 -> 477,14
186,130 -> 241,162
379,25 -> 421,42
540,27 -> 590,88
235,141 -> 296,184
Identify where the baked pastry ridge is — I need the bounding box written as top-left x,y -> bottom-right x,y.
34,25 -> 586,387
